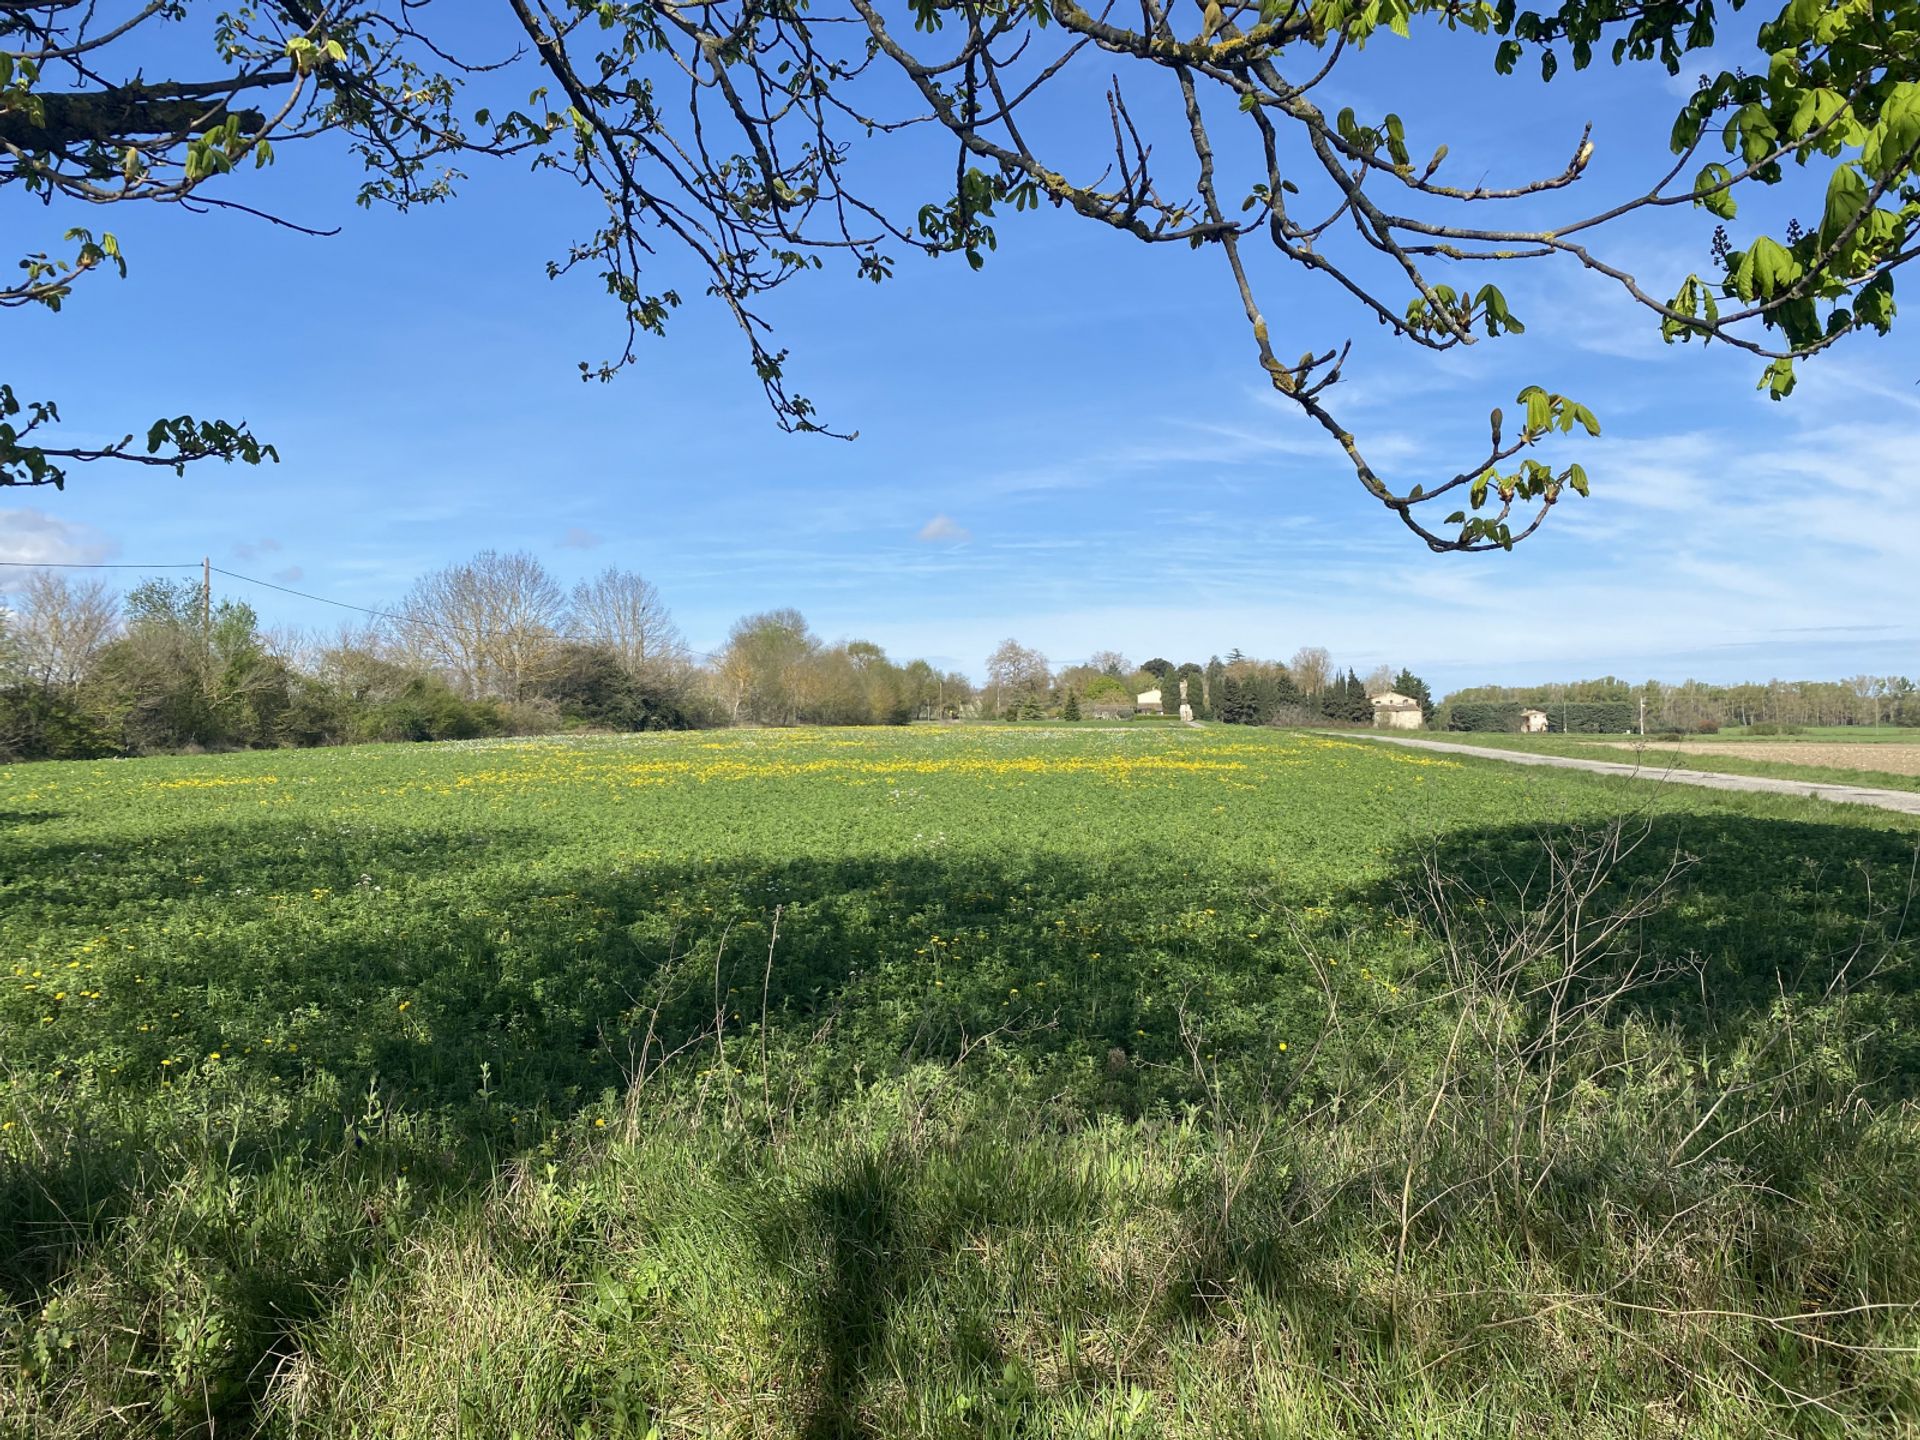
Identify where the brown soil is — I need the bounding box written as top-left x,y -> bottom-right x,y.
1599,741 -> 1920,777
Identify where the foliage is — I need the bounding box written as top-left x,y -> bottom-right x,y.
1448,700 -> 1527,732
1546,699 -> 1639,733
1391,667 -> 1434,718
1448,673 -> 1920,729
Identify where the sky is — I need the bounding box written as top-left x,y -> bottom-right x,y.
5,8 -> 1917,695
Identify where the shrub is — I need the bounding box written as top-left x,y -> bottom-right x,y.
1447,701 -> 1524,732
0,685 -> 119,761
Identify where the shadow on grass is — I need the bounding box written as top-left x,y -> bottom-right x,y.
3,802 -> 1917,1429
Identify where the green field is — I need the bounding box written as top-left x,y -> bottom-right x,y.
5,727 -> 1920,1436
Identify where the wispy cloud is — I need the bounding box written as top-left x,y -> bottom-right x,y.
916,514 -> 972,544
232,537 -> 283,562
559,526 -> 604,550
0,508 -> 117,584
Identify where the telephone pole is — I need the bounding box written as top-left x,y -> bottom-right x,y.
202,557 -> 212,631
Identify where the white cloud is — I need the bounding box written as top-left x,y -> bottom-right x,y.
916,514 -> 972,544
0,507 -> 117,587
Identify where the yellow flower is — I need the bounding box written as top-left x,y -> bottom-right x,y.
1277,1042 -> 1289,1052
594,1117 -> 607,1128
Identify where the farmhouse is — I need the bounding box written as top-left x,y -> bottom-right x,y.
1521,708 -> 1550,733
1136,687 -> 1163,715
1369,691 -> 1425,730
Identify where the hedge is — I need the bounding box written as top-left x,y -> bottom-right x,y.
1446,702 -> 1525,732
1546,701 -> 1637,734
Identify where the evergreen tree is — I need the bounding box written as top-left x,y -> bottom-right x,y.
1204,657 -> 1225,719
1391,667 -> 1433,721
1346,668 -> 1373,723
1217,674 -> 1245,725
1061,690 -> 1081,721
1319,672 -> 1349,721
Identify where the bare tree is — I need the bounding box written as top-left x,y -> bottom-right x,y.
569,568 -> 687,681
985,638 -> 1050,716
10,572 -> 120,688
1087,649 -> 1132,681
1290,646 -> 1333,698
1365,663 -> 1397,698
395,550 -> 567,700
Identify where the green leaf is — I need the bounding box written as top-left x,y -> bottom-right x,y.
1693,163 -> 1736,220
1746,235 -> 1799,297
1820,164 -> 1867,245
1725,103 -> 1778,166
1863,82 -> 1920,179
1518,385 -> 1551,434
1567,463 -> 1590,497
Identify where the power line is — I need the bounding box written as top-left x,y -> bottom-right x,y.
210,565 -> 408,626
2,555 -> 730,662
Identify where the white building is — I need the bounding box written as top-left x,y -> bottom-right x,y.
1521,708 -> 1550,733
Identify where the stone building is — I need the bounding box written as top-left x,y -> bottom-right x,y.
1369,691 -> 1425,730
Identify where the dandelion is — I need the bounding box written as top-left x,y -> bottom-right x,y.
594,1117 -> 607,1128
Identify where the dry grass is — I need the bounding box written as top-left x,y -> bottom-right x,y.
1601,740 -> 1920,776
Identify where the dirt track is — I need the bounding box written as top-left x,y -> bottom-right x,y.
1345,734 -> 1920,817
1598,740 -> 1920,777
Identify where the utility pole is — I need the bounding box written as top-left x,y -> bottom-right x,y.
1639,693 -> 1646,736
202,556 -> 211,631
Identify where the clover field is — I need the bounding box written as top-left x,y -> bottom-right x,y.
4,726 -> 1920,1437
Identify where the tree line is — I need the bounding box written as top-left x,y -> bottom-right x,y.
0,554 -> 1448,762
0,555 -> 974,762
1440,675 -> 1920,732
983,640 -> 1433,728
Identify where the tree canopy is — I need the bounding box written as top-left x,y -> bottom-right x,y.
5,0 -> 1916,549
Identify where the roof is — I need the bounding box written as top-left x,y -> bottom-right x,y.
1136,689 -> 1161,705
1369,691 -> 1421,709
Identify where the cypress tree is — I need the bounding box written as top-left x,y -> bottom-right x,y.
1346,668 -> 1372,723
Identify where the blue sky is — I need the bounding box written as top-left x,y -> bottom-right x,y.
5,10 -> 1916,693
